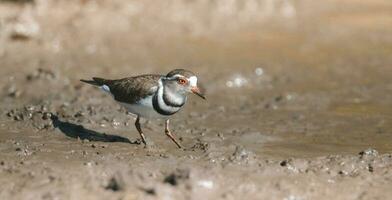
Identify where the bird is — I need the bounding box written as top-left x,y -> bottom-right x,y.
80,69 -> 205,148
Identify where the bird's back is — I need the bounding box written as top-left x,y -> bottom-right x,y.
82,74 -> 162,104
109,74 -> 161,104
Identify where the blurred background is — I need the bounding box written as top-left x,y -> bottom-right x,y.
1,0 -> 391,77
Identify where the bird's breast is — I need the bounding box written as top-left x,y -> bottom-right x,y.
119,95 -> 167,119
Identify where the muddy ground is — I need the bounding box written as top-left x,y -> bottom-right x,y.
1,0 -> 392,199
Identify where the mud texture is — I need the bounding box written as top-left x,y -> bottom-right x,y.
1,0 -> 392,199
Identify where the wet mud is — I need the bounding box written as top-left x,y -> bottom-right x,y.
1,0 -> 392,199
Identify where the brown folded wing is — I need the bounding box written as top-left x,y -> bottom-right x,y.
105,74 -> 161,104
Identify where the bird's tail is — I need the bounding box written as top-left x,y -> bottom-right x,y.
80,77 -> 107,86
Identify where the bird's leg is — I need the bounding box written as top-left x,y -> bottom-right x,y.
165,119 -> 182,149
135,116 -> 147,146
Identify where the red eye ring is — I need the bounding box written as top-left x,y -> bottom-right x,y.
178,78 -> 187,85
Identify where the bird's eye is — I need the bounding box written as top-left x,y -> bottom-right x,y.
178,78 -> 187,85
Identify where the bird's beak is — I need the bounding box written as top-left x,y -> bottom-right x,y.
191,87 -> 206,100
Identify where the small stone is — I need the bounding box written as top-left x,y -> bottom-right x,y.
197,180 -> 214,189
42,112 -> 52,120
229,146 -> 256,164
275,95 -> 283,102
338,170 -> 348,175
280,160 -> 288,167
74,111 -> 84,118
143,188 -> 156,195
368,164 -> 374,173
7,85 -> 22,98
111,118 -> 121,127
163,169 -> 190,186
48,175 -> 56,182
359,148 -> 379,158
9,11 -> 40,41
255,67 -> 264,76
217,133 -> 225,140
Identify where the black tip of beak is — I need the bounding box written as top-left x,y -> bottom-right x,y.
195,92 -> 206,100
191,87 -> 206,100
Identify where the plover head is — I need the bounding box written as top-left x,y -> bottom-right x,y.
163,69 -> 206,100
